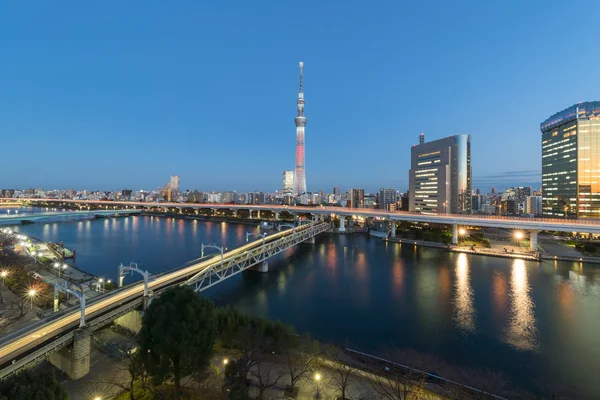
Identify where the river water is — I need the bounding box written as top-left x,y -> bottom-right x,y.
9,214 -> 600,398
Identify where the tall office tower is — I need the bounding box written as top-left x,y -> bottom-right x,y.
349,188 -> 365,208
294,62 -> 307,195
170,175 -> 180,192
282,170 -> 294,195
333,186 -> 340,196
379,188 -> 397,210
541,102 -> 600,218
408,134 -> 472,213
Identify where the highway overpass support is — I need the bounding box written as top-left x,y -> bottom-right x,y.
530,230 -> 539,251
114,309 -> 144,334
48,326 -> 91,380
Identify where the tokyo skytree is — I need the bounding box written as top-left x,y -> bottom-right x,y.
294,61 -> 307,195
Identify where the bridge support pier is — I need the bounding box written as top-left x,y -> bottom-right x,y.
529,231 -> 539,252
114,309 -> 144,333
248,210 -> 252,219
339,216 -> 346,233
250,260 -> 269,273
48,326 -> 91,380
389,221 -> 396,238
452,224 -> 458,245
257,210 -> 261,219
275,212 -> 279,220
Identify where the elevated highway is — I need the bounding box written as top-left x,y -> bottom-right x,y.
0,209 -> 142,225
0,220 -> 330,379
19,197 -> 600,234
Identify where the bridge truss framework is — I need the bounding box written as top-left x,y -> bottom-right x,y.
185,221 -> 331,292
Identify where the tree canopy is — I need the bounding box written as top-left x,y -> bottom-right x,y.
137,286 -> 216,393
0,370 -> 68,400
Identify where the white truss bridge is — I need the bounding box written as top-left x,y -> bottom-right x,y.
185,221 -> 331,292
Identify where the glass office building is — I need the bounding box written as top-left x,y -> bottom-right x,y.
408,134 -> 472,213
541,101 -> 600,218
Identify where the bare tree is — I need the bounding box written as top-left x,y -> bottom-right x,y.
281,337 -> 318,396
370,370 -> 426,400
248,359 -> 284,400
329,362 -> 354,400
94,348 -> 146,400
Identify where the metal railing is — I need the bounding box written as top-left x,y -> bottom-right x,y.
0,332 -> 75,379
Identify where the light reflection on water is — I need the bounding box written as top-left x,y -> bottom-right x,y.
454,253 -> 474,332
505,259 -> 537,350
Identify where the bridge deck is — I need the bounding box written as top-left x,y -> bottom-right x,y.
17,198 -> 600,233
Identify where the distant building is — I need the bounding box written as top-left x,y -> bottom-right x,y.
379,188 -> 397,211
541,101 -> 600,218
333,186 -> 340,196
0,189 -> 15,198
501,199 -> 519,215
364,194 -> 377,208
221,191 -> 236,204
170,175 -> 180,192
408,134 -> 472,213
400,192 -> 409,211
247,192 -> 265,205
472,194 -> 481,211
282,170 -> 294,196
121,189 -> 132,198
526,195 -> 543,216
349,189 -> 365,208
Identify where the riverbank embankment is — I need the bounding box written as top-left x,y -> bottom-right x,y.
369,229 -> 600,264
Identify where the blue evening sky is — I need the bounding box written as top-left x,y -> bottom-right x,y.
1,1 -> 599,193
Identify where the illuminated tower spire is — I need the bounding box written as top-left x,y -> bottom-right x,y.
294,61 -> 307,195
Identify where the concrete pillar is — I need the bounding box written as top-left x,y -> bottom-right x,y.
275,212 -> 279,220
389,221 -> 396,237
248,210 -> 252,219
70,326 -> 91,379
529,231 -> 538,251
114,309 -> 143,333
257,210 -> 261,219
452,224 -> 458,245
339,216 -> 346,232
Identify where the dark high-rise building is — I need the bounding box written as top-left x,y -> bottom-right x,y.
333,186 -> 340,196
541,102 -> 600,218
408,134 -> 472,213
472,194 -> 481,211
349,189 -> 365,208
379,188 -> 397,211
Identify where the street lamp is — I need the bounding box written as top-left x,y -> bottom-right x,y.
27,288 -> 37,309
458,227 -> 467,236
53,262 -> 62,277
314,373 -> 321,398
514,231 -> 524,240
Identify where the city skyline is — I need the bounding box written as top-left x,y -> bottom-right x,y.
2,2 -> 599,191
